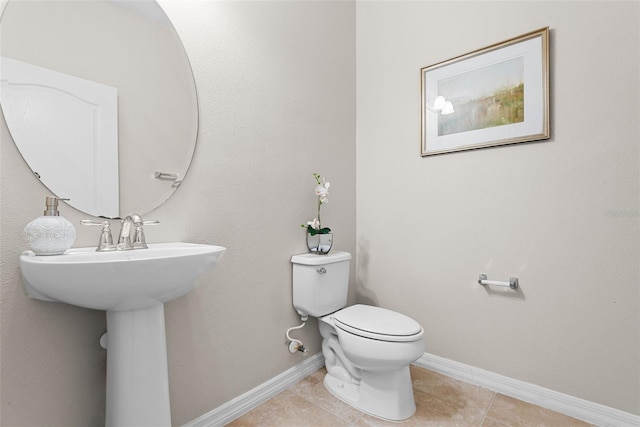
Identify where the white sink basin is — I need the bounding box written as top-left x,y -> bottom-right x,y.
19,241 -> 226,426
20,242 -> 225,311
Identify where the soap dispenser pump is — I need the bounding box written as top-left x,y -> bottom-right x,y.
23,197 -> 76,255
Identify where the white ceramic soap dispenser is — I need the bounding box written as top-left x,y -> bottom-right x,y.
23,197 -> 76,255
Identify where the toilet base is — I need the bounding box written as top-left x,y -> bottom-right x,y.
323,365 -> 416,421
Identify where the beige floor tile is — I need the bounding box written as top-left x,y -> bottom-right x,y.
355,389 -> 488,427
288,367 -> 365,424
410,366 -> 495,412
226,389 -> 352,427
226,367 -> 593,427
481,417 -> 511,427
485,394 -> 592,427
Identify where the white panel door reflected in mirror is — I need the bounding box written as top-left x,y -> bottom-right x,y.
1,56 -> 119,218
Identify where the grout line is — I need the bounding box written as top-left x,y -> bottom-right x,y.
483,416 -> 513,427
350,413 -> 364,426
284,390 -> 355,426
287,371 -> 365,426
480,392 -> 498,427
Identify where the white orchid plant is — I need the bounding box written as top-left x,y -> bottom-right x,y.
302,173 -> 331,236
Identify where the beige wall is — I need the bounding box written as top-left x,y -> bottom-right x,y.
0,1 -> 355,425
2,0 -> 639,425
356,0 -> 639,416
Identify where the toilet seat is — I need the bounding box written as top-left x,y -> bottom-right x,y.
333,304 -> 423,342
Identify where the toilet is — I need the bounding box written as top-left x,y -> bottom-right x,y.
291,251 -> 425,421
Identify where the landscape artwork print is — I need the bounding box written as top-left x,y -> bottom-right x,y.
437,57 -> 524,136
420,27 -> 549,156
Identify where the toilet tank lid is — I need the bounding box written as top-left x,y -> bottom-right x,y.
291,251 -> 351,265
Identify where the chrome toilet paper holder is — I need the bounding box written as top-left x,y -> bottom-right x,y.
478,274 -> 519,290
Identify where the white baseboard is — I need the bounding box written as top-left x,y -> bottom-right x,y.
414,352 -> 640,427
183,352 -> 325,427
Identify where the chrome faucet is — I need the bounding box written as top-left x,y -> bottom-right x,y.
117,213 -> 142,250
81,213 -> 159,252
117,213 -> 160,250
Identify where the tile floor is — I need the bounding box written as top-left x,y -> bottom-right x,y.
227,365 -> 593,426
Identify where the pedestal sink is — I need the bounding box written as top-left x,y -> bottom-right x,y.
19,242 -> 226,427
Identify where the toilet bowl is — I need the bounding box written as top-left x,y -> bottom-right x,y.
329,304 -> 424,369
319,304 -> 424,421
291,252 -> 425,421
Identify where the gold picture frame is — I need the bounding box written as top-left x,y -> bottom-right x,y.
421,27 -> 550,156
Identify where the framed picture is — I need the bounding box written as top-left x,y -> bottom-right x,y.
421,27 -> 549,156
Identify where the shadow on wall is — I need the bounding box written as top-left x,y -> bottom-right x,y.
481,283 -> 526,300
356,238 -> 380,306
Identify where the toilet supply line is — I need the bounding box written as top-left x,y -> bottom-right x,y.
286,315 -> 309,355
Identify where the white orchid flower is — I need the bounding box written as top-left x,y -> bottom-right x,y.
303,173 -> 332,236
315,182 -> 329,204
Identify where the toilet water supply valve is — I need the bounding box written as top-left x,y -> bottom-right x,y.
286,315 -> 309,355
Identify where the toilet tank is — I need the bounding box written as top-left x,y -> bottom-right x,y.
291,251 -> 351,317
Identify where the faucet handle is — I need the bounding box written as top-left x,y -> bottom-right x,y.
80,220 -> 116,252
131,220 -> 159,249
80,219 -> 104,226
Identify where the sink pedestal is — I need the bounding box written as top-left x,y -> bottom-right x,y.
106,304 -> 171,426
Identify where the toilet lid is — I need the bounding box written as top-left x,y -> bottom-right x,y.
333,304 -> 423,342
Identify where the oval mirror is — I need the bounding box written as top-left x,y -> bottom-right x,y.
0,0 -> 198,218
